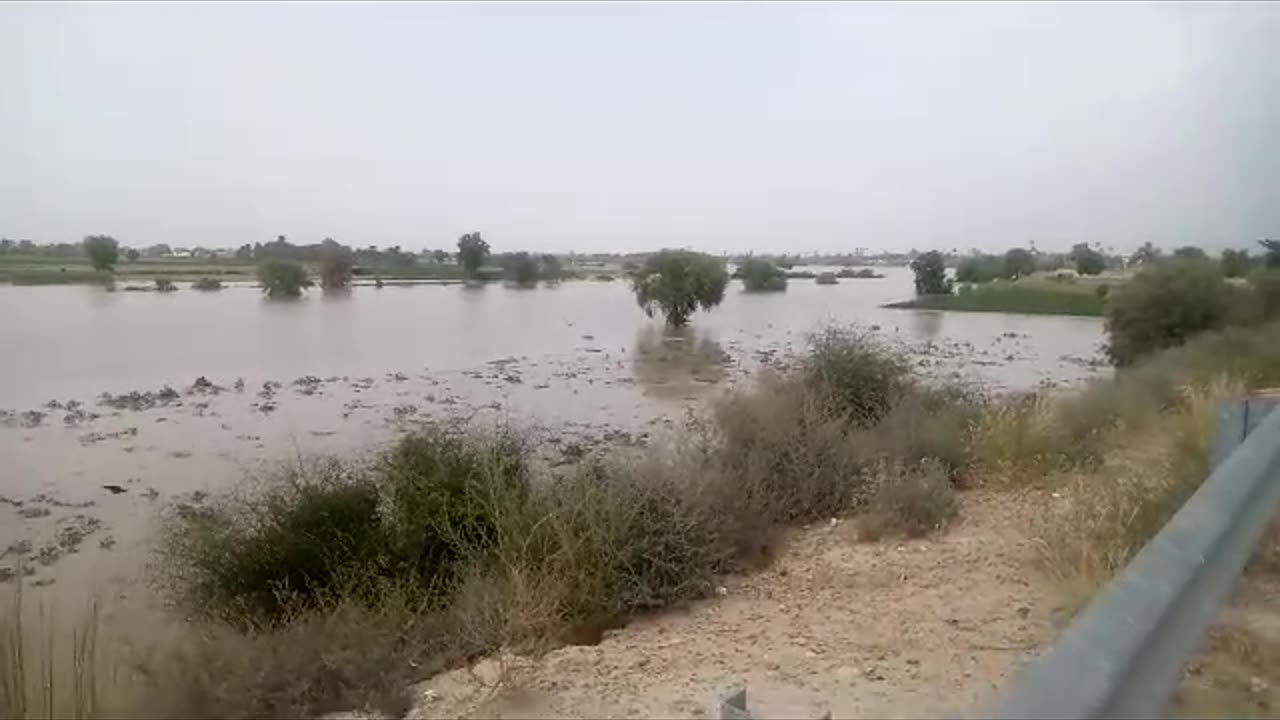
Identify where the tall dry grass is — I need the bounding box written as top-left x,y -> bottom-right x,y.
0,582 -> 135,720
1035,378 -> 1234,607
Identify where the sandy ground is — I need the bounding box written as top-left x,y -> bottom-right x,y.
407,491 -> 1063,719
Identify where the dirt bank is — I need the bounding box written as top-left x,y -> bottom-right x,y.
408,491 -> 1062,719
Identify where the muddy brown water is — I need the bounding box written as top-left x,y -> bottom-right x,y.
0,268 -> 1105,634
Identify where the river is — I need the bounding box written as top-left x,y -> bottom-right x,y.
0,267 -> 1106,615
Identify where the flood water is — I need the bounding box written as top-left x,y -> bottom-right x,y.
0,267 -> 1106,613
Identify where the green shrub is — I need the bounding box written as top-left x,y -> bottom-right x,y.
381,427 -> 528,584
192,277 -> 223,291
159,459 -> 389,622
815,272 -> 838,285
257,260 -> 312,299
154,277 -> 177,292
1105,260 -> 1235,366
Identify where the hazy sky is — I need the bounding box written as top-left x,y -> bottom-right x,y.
2,1 -> 1277,254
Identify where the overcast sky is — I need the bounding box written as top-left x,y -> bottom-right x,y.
2,1 -> 1277,254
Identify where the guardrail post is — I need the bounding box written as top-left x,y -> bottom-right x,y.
720,686 -> 751,720
1210,399 -> 1247,471
1211,390 -> 1280,471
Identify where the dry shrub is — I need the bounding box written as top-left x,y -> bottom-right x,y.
858,459 -> 957,541
148,590 -> 471,720
855,385 -> 985,483
1037,378 -> 1232,604
715,371 -> 866,522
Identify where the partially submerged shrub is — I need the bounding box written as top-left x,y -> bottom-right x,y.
802,327 -> 913,426
154,277 -> 177,292
257,260 -> 312,299
191,277 -> 223,291
737,257 -> 787,292
816,272 -> 838,285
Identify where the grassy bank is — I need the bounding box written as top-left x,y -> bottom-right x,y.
885,279 -> 1107,316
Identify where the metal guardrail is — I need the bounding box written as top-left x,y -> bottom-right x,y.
988,393 -> 1280,719
718,393 -> 1280,720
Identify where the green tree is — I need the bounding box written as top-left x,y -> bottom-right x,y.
737,256 -> 788,292
257,260 -> 313,299
1105,260 -> 1233,366
1002,248 -> 1036,279
125,248 -> 140,262
1260,239 -> 1280,268
630,250 -> 729,327
235,244 -> 253,261
1069,243 -> 1106,275
955,255 -> 999,283
456,232 -> 490,278
1250,269 -> 1280,319
432,249 -> 449,263
1172,245 -> 1208,262
910,251 -> 952,295
1129,242 -> 1162,267
1221,249 -> 1252,278
82,235 -> 120,271
317,238 -> 355,289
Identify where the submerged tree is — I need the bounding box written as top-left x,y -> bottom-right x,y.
456,232 -> 490,278
630,250 -> 729,327
909,251 -> 952,295
737,256 -> 788,292
317,238 -> 355,289
540,254 -> 563,281
83,235 -> 120,271
503,252 -> 540,286
257,260 -> 313,299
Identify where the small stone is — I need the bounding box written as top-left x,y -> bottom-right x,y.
1016,606 -> 1030,619
1251,676 -> 1268,694
716,586 -> 729,597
